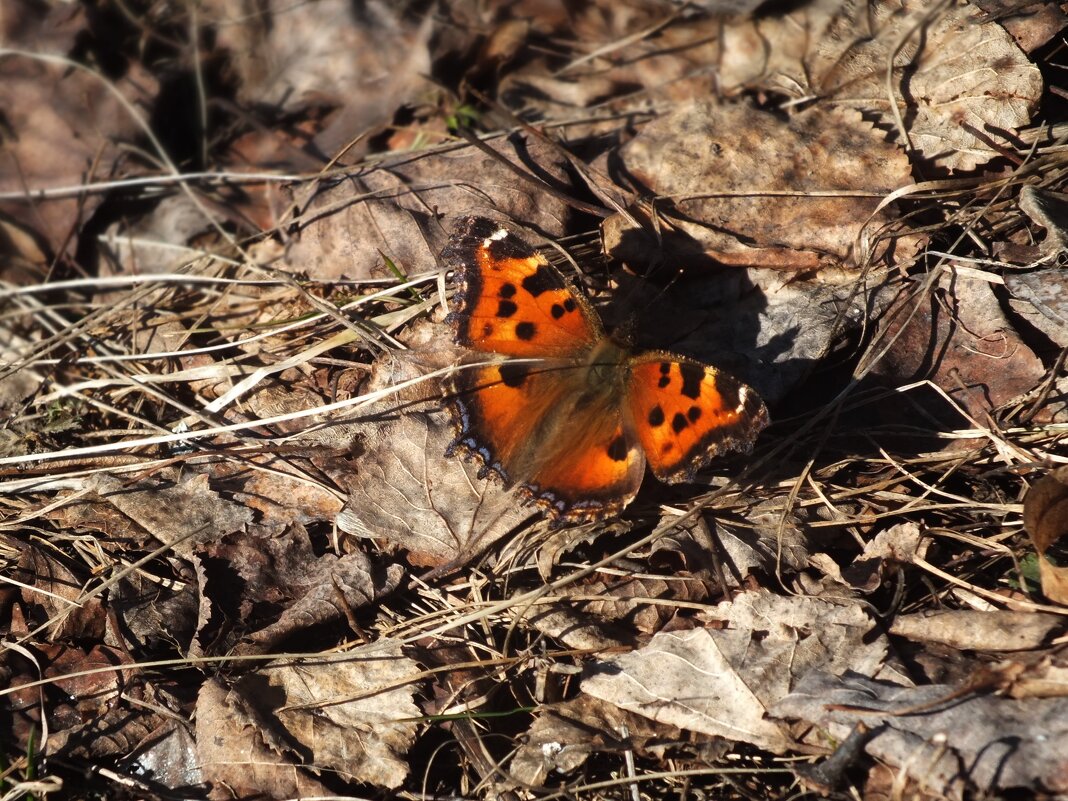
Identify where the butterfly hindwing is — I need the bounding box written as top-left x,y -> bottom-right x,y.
448,360 -> 644,521
442,217 -> 602,358
523,404 -> 645,521
626,354 -> 769,483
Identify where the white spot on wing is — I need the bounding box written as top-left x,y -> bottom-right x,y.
487,228 -> 509,242
736,385 -> 749,411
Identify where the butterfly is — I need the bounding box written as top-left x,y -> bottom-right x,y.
442,216 -> 768,522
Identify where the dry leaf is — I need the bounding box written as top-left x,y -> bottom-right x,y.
127,723 -> 203,790
890,609 -> 1066,652
608,103 -> 915,271
0,5 -> 158,257
1023,466 -> 1068,606
236,547 -> 405,655
230,644 -> 421,788
336,342 -> 531,567
973,0 -> 1068,53
582,627 -> 793,751
508,696 -> 695,788
873,269 -> 1046,421
772,670 -> 1068,799
13,544 -> 104,640
701,590 -> 889,697
195,678 -> 335,799
88,473 -> 253,555
1004,656 -> 1068,699
508,708 -> 602,786
840,522 -> 924,592
283,134 -> 577,281
339,409 -> 531,567
719,0 -> 1043,171
206,0 -> 432,156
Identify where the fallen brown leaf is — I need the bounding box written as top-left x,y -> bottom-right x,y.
773,670 -> 1068,799
1023,465 -> 1068,606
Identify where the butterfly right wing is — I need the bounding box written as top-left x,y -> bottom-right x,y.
626,354 -> 768,484
442,217 -> 603,359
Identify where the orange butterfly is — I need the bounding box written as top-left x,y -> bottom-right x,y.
443,217 -> 768,522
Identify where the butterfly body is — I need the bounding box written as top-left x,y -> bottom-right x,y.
442,216 -> 768,522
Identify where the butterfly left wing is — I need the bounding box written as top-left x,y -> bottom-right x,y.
449,360 -> 645,522
442,217 -> 603,359
626,354 -> 768,483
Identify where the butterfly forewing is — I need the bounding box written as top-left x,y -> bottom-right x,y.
625,354 -> 769,483
443,217 -> 602,359
448,362 -> 574,481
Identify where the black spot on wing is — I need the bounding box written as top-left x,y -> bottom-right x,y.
521,264 -> 565,297
687,406 -> 702,422
679,363 -> 704,400
550,303 -> 565,319
671,412 -> 688,434
515,322 -> 536,340
498,363 -> 530,388
485,230 -> 537,261
497,299 -> 518,318
607,435 -> 628,462
499,283 -> 516,298
716,379 -> 742,412
657,361 -> 672,388
648,405 -> 665,427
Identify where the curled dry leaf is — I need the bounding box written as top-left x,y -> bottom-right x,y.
1023,465 -> 1068,606
719,0 -> 1042,171
872,269 -> 1047,421
772,671 -> 1068,799
509,696 -> 693,788
608,103 -> 915,271
508,708 -> 604,787
839,521 -> 924,592
890,609 -> 1066,652
283,134 -> 577,281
